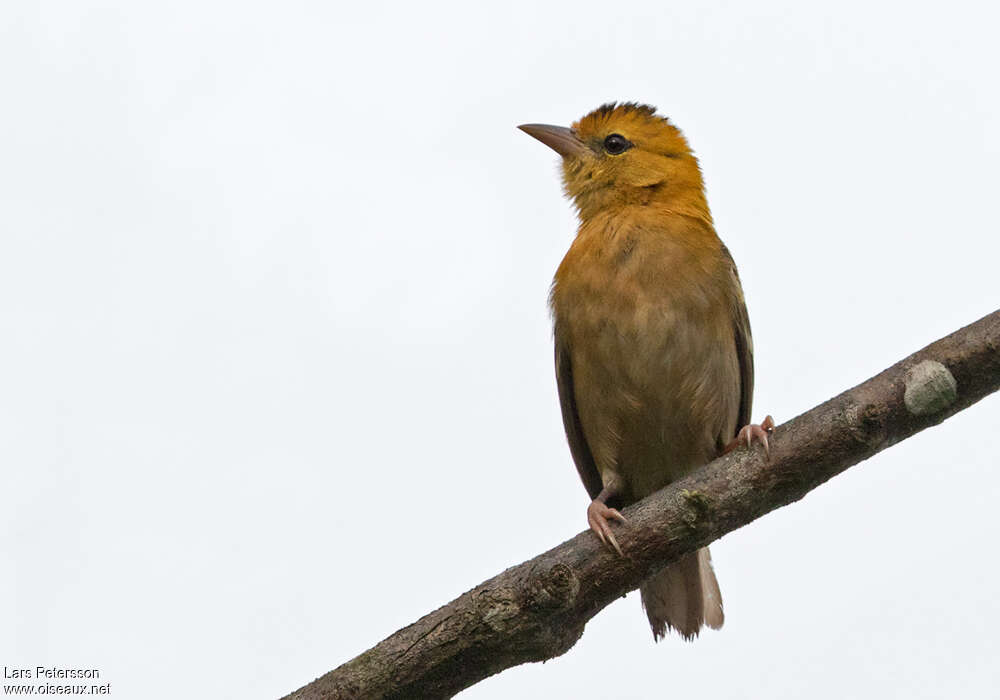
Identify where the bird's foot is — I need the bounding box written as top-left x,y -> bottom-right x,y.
587,500 -> 628,556
724,414 -> 775,457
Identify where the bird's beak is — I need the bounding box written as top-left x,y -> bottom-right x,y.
518,123 -> 587,158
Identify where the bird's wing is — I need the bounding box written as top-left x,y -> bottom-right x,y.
554,333 -> 603,501
722,245 -> 754,435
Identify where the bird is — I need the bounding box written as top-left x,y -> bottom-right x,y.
519,102 -> 772,641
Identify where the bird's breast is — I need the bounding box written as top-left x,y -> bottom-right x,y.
551,214 -> 739,498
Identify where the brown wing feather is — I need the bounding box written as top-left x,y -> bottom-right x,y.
722,245 -> 754,435
554,334 -> 603,501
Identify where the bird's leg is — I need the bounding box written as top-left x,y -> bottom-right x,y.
587,479 -> 628,557
723,414 -> 776,457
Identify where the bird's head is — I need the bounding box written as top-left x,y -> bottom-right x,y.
519,102 -> 708,222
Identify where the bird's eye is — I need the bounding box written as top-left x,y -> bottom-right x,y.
603,133 -> 631,155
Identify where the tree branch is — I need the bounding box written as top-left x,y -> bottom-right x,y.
282,310 -> 1000,700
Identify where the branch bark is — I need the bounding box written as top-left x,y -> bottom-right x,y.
282,310 -> 1000,700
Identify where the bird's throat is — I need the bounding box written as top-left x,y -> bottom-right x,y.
573,181 -> 712,230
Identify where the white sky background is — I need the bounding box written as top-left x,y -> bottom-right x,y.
2,1 -> 998,698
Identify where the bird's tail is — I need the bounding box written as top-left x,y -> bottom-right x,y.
640,546 -> 724,641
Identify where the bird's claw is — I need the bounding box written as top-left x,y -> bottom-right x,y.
736,414 -> 775,458
587,500 -> 628,556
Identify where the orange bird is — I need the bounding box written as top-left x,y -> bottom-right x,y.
520,103 -> 772,641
